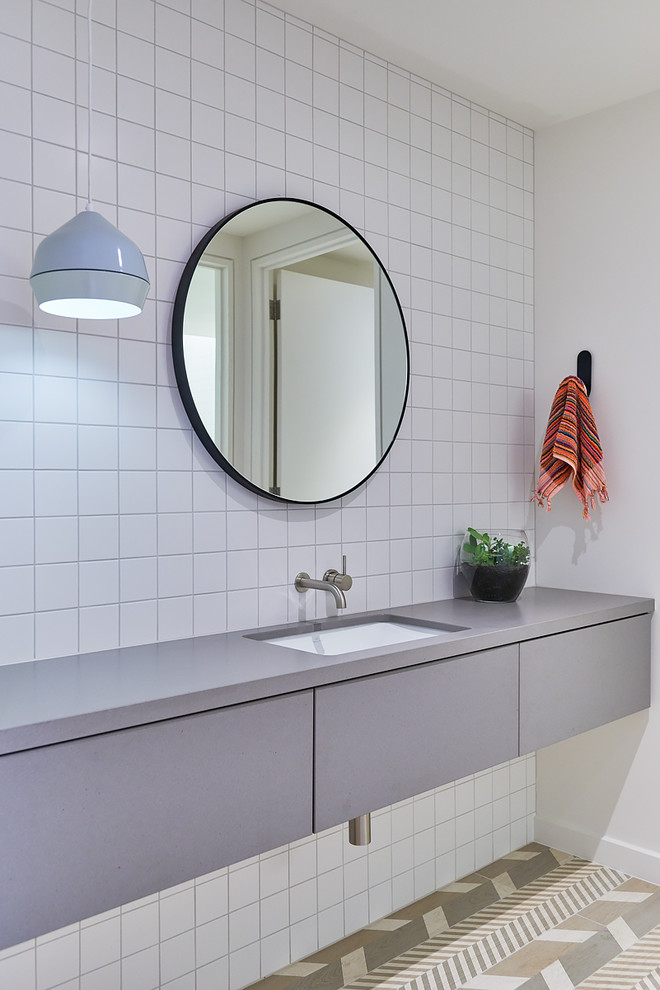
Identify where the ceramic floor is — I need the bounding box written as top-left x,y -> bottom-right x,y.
248,842 -> 660,990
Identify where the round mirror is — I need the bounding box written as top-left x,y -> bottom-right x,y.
172,198 -> 410,503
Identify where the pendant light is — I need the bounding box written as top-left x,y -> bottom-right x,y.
30,0 -> 150,319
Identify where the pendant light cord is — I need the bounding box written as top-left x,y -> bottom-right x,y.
86,0 -> 93,212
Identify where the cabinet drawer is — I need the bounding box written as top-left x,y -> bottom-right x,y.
0,691 -> 313,950
314,646 -> 518,832
519,614 -> 651,754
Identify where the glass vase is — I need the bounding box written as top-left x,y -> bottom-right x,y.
459,528 -> 530,603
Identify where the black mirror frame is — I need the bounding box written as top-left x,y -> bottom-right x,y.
171,197 -> 410,504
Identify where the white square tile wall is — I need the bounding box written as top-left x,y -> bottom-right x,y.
0,0 -> 534,985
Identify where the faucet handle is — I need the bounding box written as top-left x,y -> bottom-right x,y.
323,554 -> 353,592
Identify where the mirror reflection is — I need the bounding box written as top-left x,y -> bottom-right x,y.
172,199 -> 409,503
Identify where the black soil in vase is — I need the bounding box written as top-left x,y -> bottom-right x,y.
461,563 -> 530,603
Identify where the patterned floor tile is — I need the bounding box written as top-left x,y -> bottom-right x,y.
347,861 -> 626,990
463,979 -> 527,989
579,884 -> 660,928
244,846 -> 660,990
634,970 -> 660,989
554,927 -> 622,986
576,922 -> 660,988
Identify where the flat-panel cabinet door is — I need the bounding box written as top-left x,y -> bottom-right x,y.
314,646 -> 518,832
519,614 -> 651,754
0,691 -> 313,950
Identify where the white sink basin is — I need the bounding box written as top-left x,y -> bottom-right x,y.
261,618 -> 468,655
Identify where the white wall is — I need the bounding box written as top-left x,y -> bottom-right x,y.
0,0 -> 535,986
534,90 -> 660,881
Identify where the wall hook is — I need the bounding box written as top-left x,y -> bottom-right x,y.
577,350 -> 592,396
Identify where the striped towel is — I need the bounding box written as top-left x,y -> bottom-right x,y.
532,375 -> 608,520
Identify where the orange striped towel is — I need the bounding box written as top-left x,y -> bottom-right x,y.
532,375 -> 608,520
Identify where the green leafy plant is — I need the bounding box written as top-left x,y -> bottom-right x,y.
462,528 -> 530,567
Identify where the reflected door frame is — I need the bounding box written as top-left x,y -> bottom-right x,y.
249,227 -> 358,494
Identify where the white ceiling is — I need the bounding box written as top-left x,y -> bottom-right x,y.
265,0 -> 660,130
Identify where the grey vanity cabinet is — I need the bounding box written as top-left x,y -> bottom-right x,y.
519,614 -> 652,754
0,589 -> 652,952
313,645 -> 519,832
0,691 -> 313,950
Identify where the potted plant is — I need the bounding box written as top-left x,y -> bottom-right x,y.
459,528 -> 530,603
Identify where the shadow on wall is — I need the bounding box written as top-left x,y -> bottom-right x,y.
535,508 -> 605,567
535,709 -> 649,859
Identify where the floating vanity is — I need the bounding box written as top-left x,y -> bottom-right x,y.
0,587 -> 653,950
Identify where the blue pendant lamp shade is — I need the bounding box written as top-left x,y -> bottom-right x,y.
30,208 -> 150,320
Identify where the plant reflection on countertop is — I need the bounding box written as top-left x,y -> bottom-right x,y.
460,528 -> 530,603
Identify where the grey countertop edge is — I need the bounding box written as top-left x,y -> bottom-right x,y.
0,587 -> 654,756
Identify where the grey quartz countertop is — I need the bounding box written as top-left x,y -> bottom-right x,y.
0,587 -> 653,755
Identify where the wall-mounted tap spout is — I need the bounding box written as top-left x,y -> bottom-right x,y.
295,555 -> 352,609
295,573 -> 346,608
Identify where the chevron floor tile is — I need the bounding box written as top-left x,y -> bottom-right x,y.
246,843 -> 660,990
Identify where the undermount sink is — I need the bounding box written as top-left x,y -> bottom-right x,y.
254,615 -> 469,656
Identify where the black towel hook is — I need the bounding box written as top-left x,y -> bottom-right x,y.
577,350 -> 592,396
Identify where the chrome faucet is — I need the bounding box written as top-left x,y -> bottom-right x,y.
295,555 -> 353,609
